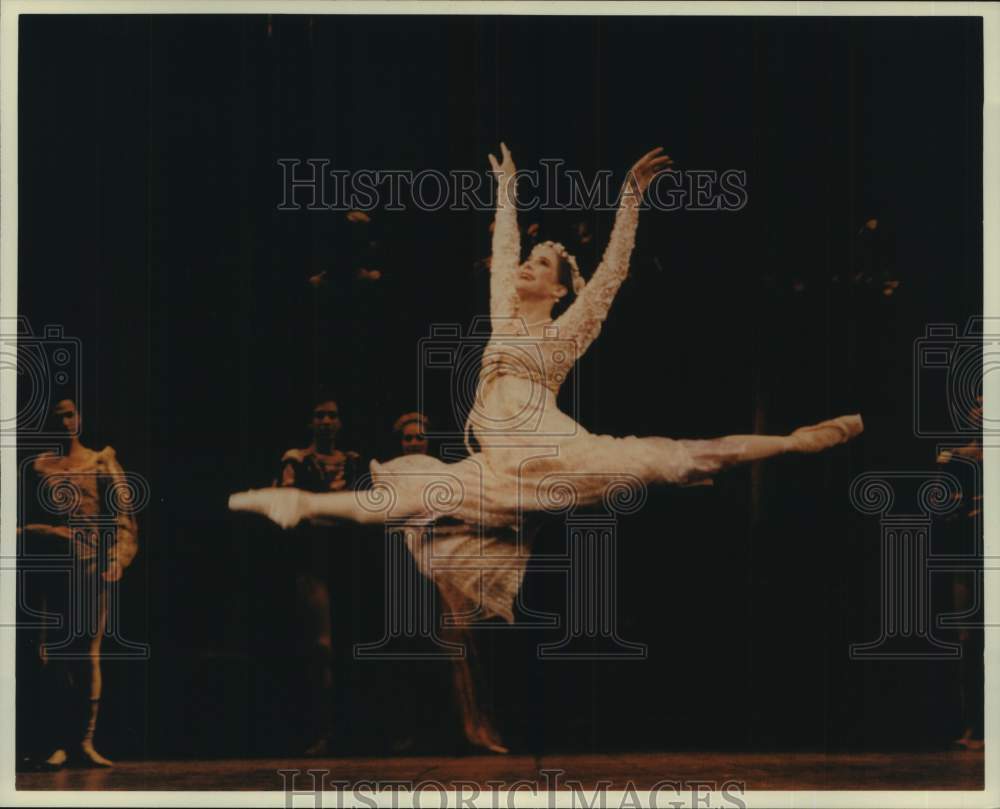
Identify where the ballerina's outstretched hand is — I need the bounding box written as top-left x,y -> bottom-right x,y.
487,141 -> 516,180
488,142 -> 675,196
487,141 -> 519,207
626,146 -> 675,196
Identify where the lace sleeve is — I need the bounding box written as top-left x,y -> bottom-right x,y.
554,189 -> 640,359
489,176 -> 521,321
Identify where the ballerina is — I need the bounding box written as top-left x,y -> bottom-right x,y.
231,143 -> 863,625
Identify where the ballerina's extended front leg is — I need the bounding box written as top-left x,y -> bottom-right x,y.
677,414 -> 864,483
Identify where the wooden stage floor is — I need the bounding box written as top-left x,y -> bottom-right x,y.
16,750 -> 985,792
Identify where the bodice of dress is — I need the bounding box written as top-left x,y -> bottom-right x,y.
481,174 -> 640,398
465,176 -> 641,451
479,321 -> 577,396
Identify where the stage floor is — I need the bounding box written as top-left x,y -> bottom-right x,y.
16,750 -> 985,791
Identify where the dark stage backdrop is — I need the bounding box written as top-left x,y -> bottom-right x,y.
17,14 -> 982,758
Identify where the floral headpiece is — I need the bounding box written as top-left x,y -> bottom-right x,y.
533,240 -> 585,295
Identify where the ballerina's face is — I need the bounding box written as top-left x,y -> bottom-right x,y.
515,244 -> 567,304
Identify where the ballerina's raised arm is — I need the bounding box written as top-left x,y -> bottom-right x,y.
554,147 -> 673,358
487,142 -> 522,322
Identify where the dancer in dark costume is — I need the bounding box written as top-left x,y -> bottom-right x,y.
276,395 -> 360,755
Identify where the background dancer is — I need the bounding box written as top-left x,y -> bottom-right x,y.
276,393 -> 361,755
19,399 -> 139,769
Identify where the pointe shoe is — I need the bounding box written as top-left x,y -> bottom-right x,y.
229,488 -> 307,530
790,414 -> 864,453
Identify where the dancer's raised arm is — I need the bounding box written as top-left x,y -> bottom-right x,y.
555,147 -> 673,357
487,142 -> 521,321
